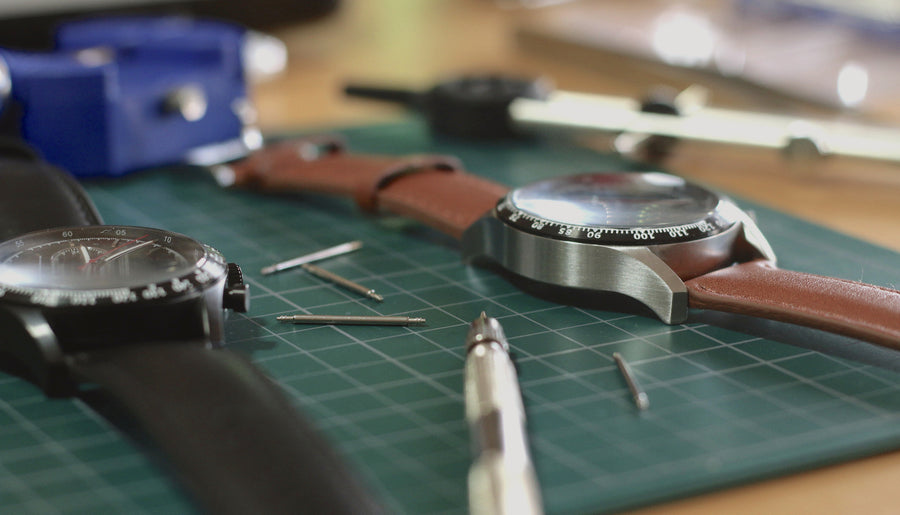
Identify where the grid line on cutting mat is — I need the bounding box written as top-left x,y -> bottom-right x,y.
0,122 -> 898,514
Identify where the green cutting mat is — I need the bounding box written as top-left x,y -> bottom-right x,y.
2,121 -> 900,514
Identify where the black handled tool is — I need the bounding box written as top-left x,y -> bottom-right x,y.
345,74 -> 552,139
346,73 -> 900,164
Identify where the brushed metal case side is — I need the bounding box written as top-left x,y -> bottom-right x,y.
461,216 -> 690,324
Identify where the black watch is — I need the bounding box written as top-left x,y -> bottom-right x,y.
0,145 -> 383,514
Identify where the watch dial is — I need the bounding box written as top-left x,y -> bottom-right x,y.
499,172 -> 737,245
0,225 -> 226,306
511,172 -> 718,227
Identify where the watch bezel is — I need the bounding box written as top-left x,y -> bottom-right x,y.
0,225 -> 228,308
496,172 -> 739,246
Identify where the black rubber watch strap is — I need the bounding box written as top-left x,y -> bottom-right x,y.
68,341 -> 384,515
0,139 -> 102,240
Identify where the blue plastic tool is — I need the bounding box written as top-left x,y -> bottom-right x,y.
0,16 -> 265,177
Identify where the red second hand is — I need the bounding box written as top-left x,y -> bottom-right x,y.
79,234 -> 149,270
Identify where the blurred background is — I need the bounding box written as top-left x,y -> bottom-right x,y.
0,0 -> 896,246
1,1 -> 899,513
0,0 -> 337,47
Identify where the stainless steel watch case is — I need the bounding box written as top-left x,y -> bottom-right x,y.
461,180 -> 776,324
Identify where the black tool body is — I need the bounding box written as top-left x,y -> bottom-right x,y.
345,75 -> 551,139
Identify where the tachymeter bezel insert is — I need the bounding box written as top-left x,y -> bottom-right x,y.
497,172 -> 739,245
0,225 -> 227,307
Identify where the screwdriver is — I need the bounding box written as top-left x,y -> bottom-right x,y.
344,74 -> 900,164
464,312 -> 543,515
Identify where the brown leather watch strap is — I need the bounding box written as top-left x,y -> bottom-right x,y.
224,139 -> 509,239
685,259 -> 900,348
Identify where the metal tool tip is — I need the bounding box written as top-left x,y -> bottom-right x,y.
261,266 -> 276,275
276,315 -> 292,321
466,312 -> 507,351
409,317 -> 427,325
368,291 -> 385,302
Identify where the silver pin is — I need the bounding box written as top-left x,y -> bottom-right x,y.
261,240 -> 363,275
277,314 -> 425,326
301,263 -> 384,302
613,352 -> 649,411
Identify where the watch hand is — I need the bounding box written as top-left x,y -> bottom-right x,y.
79,245 -> 91,264
79,235 -> 150,269
97,238 -> 156,264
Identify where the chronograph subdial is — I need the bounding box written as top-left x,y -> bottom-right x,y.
51,243 -> 105,267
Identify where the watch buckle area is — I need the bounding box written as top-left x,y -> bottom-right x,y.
461,216 -> 689,324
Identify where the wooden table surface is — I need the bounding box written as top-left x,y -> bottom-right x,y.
252,1 -> 900,513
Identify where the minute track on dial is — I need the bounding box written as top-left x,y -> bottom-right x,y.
493,172 -> 740,246
495,199 -> 735,245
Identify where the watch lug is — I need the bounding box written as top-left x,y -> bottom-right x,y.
461,215 -> 501,267
203,277 -> 228,346
462,216 -> 688,324
0,306 -> 73,397
617,247 -> 689,324
734,209 -> 777,264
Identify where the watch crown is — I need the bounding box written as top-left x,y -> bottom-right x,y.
223,263 -> 250,312
226,262 -> 244,286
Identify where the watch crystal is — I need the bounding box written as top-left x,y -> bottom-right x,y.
0,225 -> 226,306
499,172 -> 737,245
